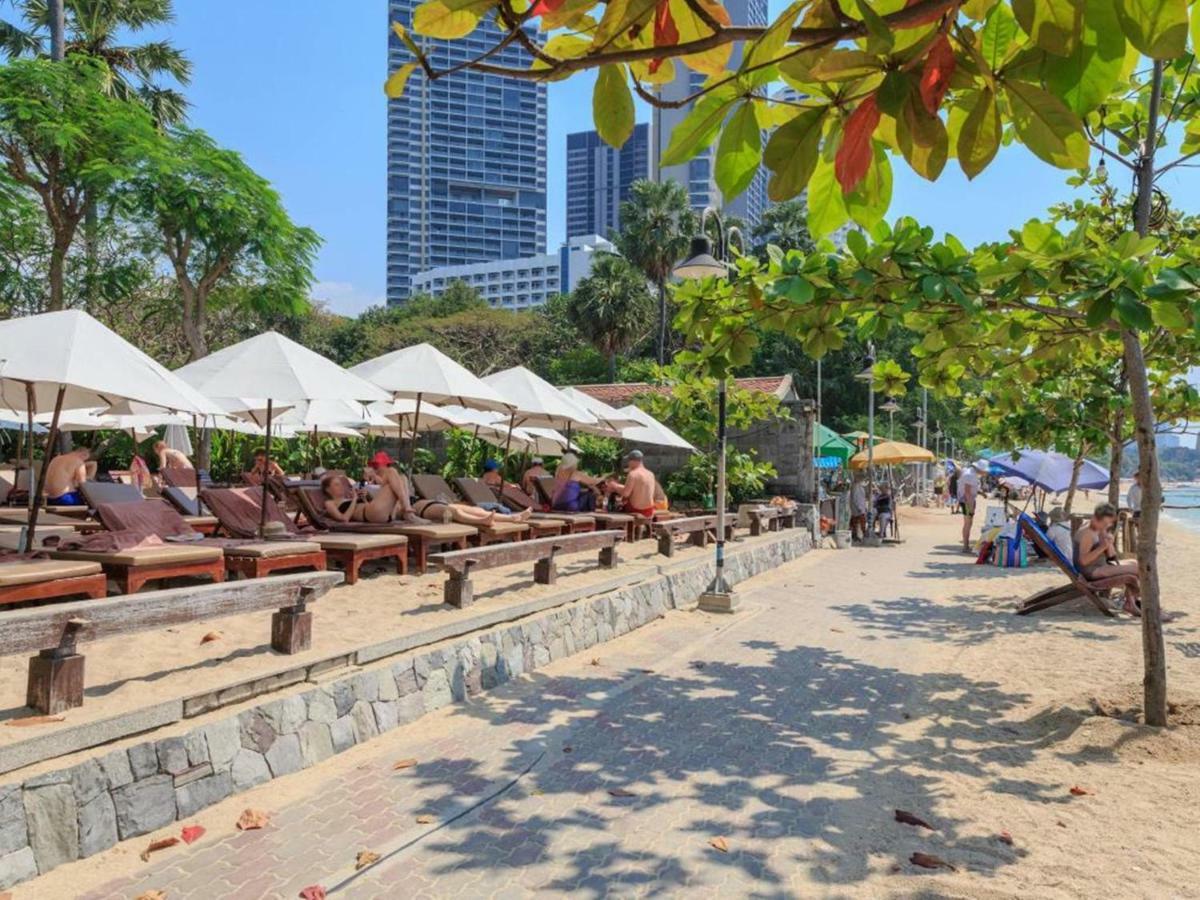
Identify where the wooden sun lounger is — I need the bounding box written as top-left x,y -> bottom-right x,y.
495,483 -> 597,533
531,475 -> 638,539
1015,514 -> 1130,618
81,481 -> 218,534
289,484 -> 473,575
453,477 -> 580,538
409,474 -> 539,542
50,544 -> 227,595
0,508 -> 103,532
0,559 -> 108,606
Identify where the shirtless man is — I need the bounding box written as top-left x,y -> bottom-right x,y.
249,448 -> 285,480
154,440 -> 193,471
44,448 -> 91,505
606,450 -> 657,518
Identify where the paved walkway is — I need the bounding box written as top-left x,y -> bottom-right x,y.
41,511 -> 1199,899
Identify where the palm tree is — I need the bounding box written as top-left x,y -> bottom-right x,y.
1,0 -> 191,125
612,179 -> 695,365
566,254 -> 654,381
751,198 -> 816,258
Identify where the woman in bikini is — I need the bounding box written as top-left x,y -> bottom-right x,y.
322,454 -> 531,528
1075,502 -> 1141,616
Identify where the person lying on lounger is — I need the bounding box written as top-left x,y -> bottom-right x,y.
1075,502 -> 1140,617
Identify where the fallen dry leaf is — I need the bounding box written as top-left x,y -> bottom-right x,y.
1069,786 -> 1091,796
830,627 -> 844,633
709,836 -> 730,853
910,852 -> 955,871
298,887 -> 326,900
392,757 -> 418,770
562,745 -> 573,753
200,631 -> 221,644
589,658 -> 601,666
415,814 -> 435,824
1057,820 -> 1068,828
134,892 -> 166,900
607,787 -> 637,798
4,715 -> 65,728
997,831 -> 1014,846
355,850 -> 381,870
180,825 -> 205,845
140,836 -> 179,862
894,809 -> 935,830
236,808 -> 270,831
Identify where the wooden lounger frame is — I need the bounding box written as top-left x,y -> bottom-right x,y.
1016,515 -> 1130,618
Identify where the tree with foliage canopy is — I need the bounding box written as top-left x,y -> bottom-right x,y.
123,127 -> 320,362
566,254 -> 655,380
0,57 -> 156,310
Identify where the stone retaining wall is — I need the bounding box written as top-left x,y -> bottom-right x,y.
0,531 -> 811,889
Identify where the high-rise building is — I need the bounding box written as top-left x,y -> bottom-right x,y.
565,124 -> 650,239
386,1 -> 547,304
650,0 -> 769,228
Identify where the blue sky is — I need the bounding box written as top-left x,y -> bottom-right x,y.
159,1 -> 1200,318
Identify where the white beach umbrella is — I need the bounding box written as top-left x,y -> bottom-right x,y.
0,310 -> 221,546
617,404 -> 696,451
481,367 -> 600,432
561,387 -> 641,430
175,332 -> 389,533
518,427 -> 577,456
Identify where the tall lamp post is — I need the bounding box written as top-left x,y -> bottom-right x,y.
673,207 -> 741,613
880,397 -> 900,440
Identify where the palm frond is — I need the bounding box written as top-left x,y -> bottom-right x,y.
0,16 -> 43,57
127,39 -> 190,83
137,84 -> 189,126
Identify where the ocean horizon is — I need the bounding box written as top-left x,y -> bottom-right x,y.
1163,485 -> 1200,533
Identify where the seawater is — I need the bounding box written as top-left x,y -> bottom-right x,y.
1163,486 -> 1200,533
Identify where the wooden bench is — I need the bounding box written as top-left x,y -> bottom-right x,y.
2,571 -> 343,715
428,530 -> 622,609
747,507 -> 781,536
653,515 -> 734,557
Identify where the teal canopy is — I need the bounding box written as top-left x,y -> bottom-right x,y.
816,423 -> 856,462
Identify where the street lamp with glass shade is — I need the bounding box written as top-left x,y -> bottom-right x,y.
853,347 -> 877,510
879,396 -> 900,439
672,209 -> 739,613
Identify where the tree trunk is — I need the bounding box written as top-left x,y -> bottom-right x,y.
1128,60 -> 1168,728
47,232 -> 69,312
1062,445 -> 1086,515
656,275 -> 667,365
48,0 -> 65,61
608,350 -> 617,383
1108,422 -> 1123,510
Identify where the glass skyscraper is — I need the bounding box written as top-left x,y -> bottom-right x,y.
650,0 -> 768,228
565,123 -> 650,239
386,1 -> 547,304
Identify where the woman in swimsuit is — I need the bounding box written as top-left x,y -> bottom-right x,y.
1075,502 -> 1141,616
322,466 -> 418,524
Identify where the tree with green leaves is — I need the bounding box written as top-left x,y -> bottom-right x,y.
0,57 -> 156,310
751,197 -> 816,259
566,253 -> 654,380
124,127 -> 320,362
609,179 -> 695,365
0,0 -> 190,125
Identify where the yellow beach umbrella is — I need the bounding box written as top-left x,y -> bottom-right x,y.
849,440 -> 935,469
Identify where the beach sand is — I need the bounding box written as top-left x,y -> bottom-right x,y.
14,501 -> 1200,898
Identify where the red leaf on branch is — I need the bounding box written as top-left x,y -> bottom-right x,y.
904,0 -> 952,27
530,0 -> 567,16
649,0 -> 679,74
835,95 -> 880,193
919,34 -> 955,115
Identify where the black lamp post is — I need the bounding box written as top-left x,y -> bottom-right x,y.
672,208 -> 741,613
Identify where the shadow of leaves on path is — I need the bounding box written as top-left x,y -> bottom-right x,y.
386,640 -> 1037,896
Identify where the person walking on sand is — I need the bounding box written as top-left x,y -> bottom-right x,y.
850,476 -> 867,542
957,463 -> 979,553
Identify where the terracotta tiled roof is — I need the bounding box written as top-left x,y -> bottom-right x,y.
575,375 -> 794,407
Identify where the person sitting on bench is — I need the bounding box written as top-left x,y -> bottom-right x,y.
1075,502 -> 1140,617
